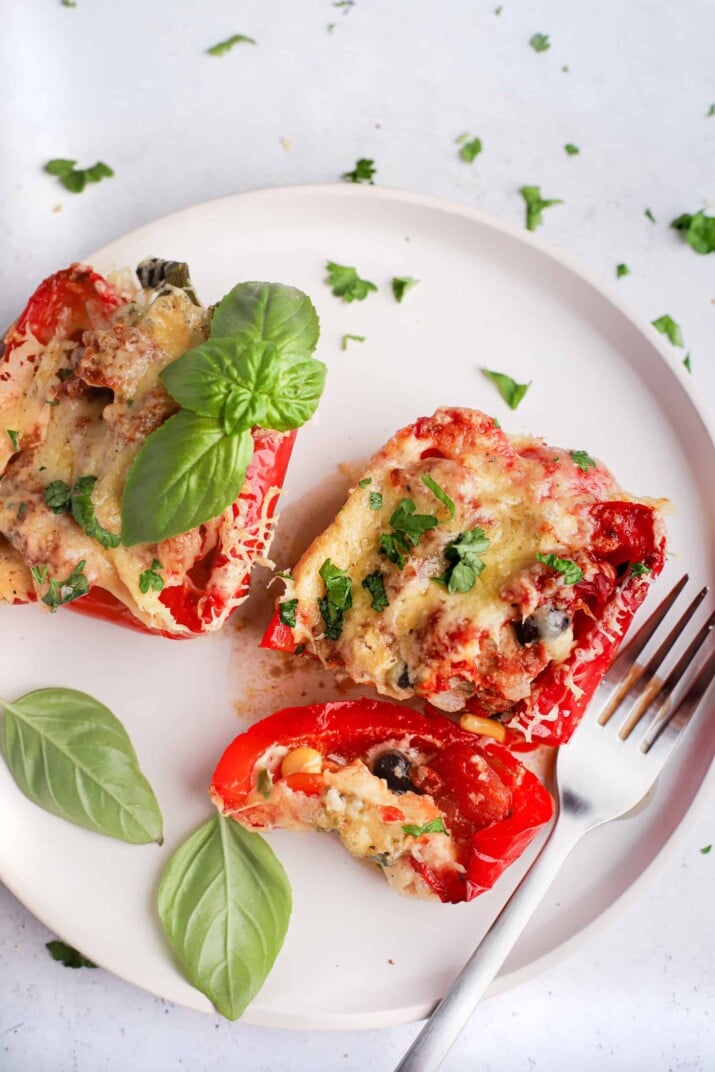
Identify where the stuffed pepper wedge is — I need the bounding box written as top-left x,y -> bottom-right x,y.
0,260 -> 325,637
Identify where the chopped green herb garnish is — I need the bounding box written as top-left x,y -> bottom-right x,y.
30,564 -> 48,585
683,353 -> 692,373
318,559 -> 352,640
358,477 -> 372,488
701,844 -> 712,854
459,137 -> 483,164
57,368 -> 74,382
708,105 -> 715,117
6,430 -> 19,451
326,261 -> 377,303
494,5 -> 503,13
139,559 -> 164,594
45,399 -> 60,407
278,598 -> 298,628
392,276 -> 419,303
645,208 -> 656,223
341,334 -> 366,350
379,499 -> 439,568
256,768 -> 273,799
44,159 -> 113,194
520,185 -> 563,231
44,476 -> 119,548
274,570 -> 293,580
564,143 -> 579,155
570,450 -> 596,472
362,571 -> 389,612
493,417 -> 501,429
60,0 -> 77,7
44,480 -> 72,513
41,560 -> 90,612
206,34 -> 256,56
536,552 -> 582,585
438,528 -> 490,593
629,562 -> 652,576
17,502 -> 27,521
529,33 -> 550,52
342,158 -> 376,184
369,491 -> 383,511
402,817 -> 447,837
616,263 -> 630,278
482,369 -> 530,410
671,211 -> 715,255
421,473 -> 455,518
46,940 -> 95,968
652,315 -> 684,348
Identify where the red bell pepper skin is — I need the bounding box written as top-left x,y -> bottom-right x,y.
3,265 -> 297,638
211,699 -> 553,904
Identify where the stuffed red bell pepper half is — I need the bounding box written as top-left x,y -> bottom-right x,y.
210,699 -> 554,903
0,260 -> 325,637
262,407 -> 667,745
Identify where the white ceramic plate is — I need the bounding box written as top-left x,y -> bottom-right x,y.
1,185 -> 714,1030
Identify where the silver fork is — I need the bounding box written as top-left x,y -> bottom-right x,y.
395,574 -> 715,1072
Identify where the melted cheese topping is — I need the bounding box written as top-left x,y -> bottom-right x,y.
286,407 -> 657,712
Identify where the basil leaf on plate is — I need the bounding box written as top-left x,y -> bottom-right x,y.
482,368 -> 531,410
0,688 -> 163,844
210,282 -> 320,361
157,814 -> 291,1020
121,411 -> 253,546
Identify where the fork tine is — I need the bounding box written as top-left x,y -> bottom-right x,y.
618,607 -> 715,739
599,576 -> 699,726
641,647 -> 715,754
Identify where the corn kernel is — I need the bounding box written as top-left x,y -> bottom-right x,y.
459,714 -> 506,743
280,746 -> 323,777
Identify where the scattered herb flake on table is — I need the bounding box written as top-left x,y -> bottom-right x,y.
564,143 -> 579,155
341,334 -> 365,350
342,158 -> 376,184
458,137 -> 482,163
644,208 -> 656,223
44,159 -> 114,194
520,185 -> 562,231
46,940 -> 96,969
701,844 -> 712,854
392,276 -> 419,302
207,34 -> 256,56
652,314 -> 684,348
671,211 -> 715,255
482,368 -> 530,410
325,261 -> 377,302
529,33 -> 550,52
707,105 -> 715,117
683,353 -> 692,373
616,263 -> 630,278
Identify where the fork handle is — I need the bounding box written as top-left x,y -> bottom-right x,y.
394,814 -> 584,1072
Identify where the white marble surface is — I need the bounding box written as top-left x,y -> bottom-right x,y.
1,1 -> 714,1069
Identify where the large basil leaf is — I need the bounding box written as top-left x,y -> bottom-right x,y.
157,814 -> 292,1020
121,411 -> 253,546
210,281 -> 320,361
0,688 -> 163,844
261,357 -> 327,432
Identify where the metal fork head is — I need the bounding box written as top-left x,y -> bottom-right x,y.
555,576 -> 714,828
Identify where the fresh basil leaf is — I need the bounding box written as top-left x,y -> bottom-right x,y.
325,262 -> 377,303
670,211 -> 715,255
318,558 -> 352,640
569,450 -> 596,472
459,138 -> 482,163
0,688 -> 163,843
207,34 -> 256,56
157,814 -> 291,1020
520,185 -> 562,231
616,263 -> 630,278
121,411 -> 253,545
529,33 -> 550,52
629,562 -> 652,576
369,491 -> 383,510
341,334 -> 365,350
46,940 -> 96,969
536,552 -> 582,585
402,817 -> 447,836
139,559 -> 164,594
482,368 -> 531,410
209,282 -> 319,362
392,277 -> 419,303
362,571 -> 389,612
421,473 -> 455,518
652,315 -> 684,348
564,143 -> 579,155
342,158 -> 376,184
279,599 -> 298,627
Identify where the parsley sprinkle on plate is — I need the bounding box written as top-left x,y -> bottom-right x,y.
616,263 -> 630,278
644,208 -> 656,223
342,159 -> 376,184
529,33 -> 550,52
326,262 -> 377,302
564,143 -> 579,155
206,35 -> 256,56
458,137 -> 482,164
392,276 -> 419,303
482,369 -> 530,410
671,211 -> 715,255
341,334 -> 365,350
520,186 -> 563,231
652,315 -> 684,348
44,159 -> 114,194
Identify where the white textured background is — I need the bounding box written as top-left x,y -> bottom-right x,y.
1,1 -> 713,1070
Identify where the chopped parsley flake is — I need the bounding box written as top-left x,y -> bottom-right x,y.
30,564 -> 48,585
45,475 -> 120,549
41,560 -> 90,612
391,276 -> 419,303
564,143 -> 579,155
257,768 -> 273,799
701,844 -> 712,854
645,208 -> 656,223
325,261 -> 377,302
421,473 -> 455,518
482,369 -> 530,410
570,450 -> 596,472
536,552 -> 582,585
17,502 -> 27,521
44,159 -> 113,194
358,477 -> 372,488
6,430 -> 19,450
520,185 -> 563,231
139,559 -> 164,594
529,33 -> 550,52
206,34 -> 256,56
652,315 -> 684,348
318,559 -> 352,640
438,528 -> 490,593
402,817 -> 447,836
629,562 -> 652,576
459,137 -> 483,164
616,263 -> 630,278
369,491 -> 383,510
278,598 -> 298,628
683,353 -> 692,373
671,211 -> 715,255
708,105 -> 715,117
362,571 -> 389,612
342,158 -> 376,184
379,499 -> 439,569
341,334 -> 365,350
